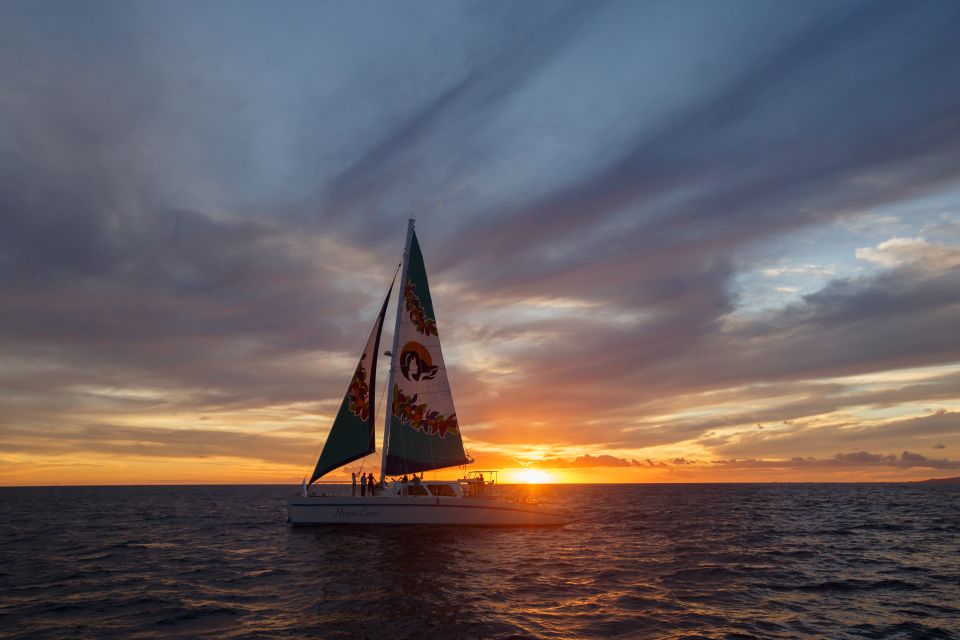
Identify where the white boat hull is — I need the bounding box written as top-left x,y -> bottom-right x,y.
288,495 -> 566,526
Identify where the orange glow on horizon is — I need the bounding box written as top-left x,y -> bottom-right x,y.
503,467 -> 555,484
0,450 -> 953,486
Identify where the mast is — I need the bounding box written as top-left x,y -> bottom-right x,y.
380,218 -> 415,483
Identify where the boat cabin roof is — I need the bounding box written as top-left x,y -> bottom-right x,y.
392,481 -> 460,497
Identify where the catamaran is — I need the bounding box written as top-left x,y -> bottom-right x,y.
288,220 -> 565,526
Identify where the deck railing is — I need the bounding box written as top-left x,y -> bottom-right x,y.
308,480 -> 379,497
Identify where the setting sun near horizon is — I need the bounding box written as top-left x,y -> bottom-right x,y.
501,468 -> 556,484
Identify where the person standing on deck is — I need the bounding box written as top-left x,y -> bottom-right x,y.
360,473 -> 367,497
368,473 -> 376,497
351,473 -> 357,496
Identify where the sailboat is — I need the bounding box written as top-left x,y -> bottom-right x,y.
288,220 -> 565,526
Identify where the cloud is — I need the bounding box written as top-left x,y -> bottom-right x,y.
0,423 -> 312,466
455,256 -> 960,452
856,237 -> 960,270
704,411 -> 960,461
0,208 -> 378,415
570,454 -> 638,468
507,449 -> 960,472
521,453 -> 694,469
713,450 -> 960,470
323,2 -> 602,228
439,0 -> 960,299
763,266 -> 836,278
2,1 -> 960,481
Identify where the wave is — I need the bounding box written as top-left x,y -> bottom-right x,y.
0,483 -> 956,640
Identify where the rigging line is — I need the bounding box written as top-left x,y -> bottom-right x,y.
399,407 -> 409,477
302,261 -> 401,479
375,375 -> 389,434
359,366 -> 390,463
303,409 -> 337,478
368,373 -> 390,463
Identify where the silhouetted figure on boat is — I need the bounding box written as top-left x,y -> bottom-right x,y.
360,473 -> 367,496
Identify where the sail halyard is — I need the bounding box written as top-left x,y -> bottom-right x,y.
308,273 -> 396,484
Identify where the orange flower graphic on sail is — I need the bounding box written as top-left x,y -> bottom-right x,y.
404,279 -> 438,337
391,383 -> 458,438
346,359 -> 370,421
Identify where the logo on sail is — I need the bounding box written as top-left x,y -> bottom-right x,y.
404,279 -> 438,336
346,356 -> 370,421
399,341 -> 438,382
391,383 -> 459,438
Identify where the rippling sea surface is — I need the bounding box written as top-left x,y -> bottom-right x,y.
1,484 -> 958,639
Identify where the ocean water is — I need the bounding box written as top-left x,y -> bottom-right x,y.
0,484 -> 957,639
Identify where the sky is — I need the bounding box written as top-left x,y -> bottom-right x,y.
2,0 -> 960,485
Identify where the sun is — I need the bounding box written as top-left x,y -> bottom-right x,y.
513,468 -> 553,484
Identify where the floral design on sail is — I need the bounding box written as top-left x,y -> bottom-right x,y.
404,279 -> 438,337
346,358 -> 370,421
391,383 -> 459,438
